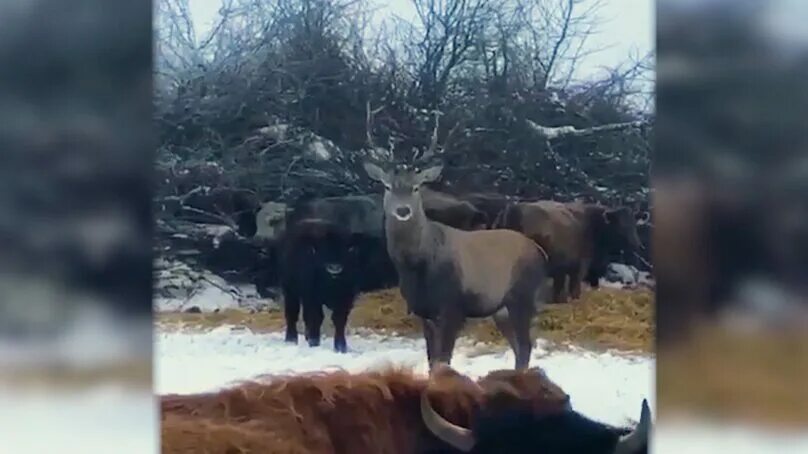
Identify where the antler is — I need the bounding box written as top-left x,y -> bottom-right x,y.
365,100 -> 385,151
422,109 -> 442,161
415,110 -> 463,165
442,119 -> 462,154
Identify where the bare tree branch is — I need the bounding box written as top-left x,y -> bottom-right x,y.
525,118 -> 649,140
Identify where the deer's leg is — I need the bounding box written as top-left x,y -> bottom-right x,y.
303,300 -> 324,347
421,317 -> 439,365
493,307 -> 519,360
512,310 -> 534,369
436,314 -> 464,367
283,285 -> 300,344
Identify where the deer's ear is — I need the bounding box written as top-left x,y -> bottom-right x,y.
363,162 -> 391,187
416,165 -> 443,184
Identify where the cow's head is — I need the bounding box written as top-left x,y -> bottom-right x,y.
421,366 -> 651,454
603,206 -> 643,251
256,201 -> 289,241
289,219 -> 362,279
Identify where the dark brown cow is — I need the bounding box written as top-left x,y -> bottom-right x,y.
161,365 -> 650,454
460,192 -> 515,229
421,186 -> 490,231
494,201 -> 641,304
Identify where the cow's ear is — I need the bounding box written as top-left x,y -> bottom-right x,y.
363,162 -> 391,187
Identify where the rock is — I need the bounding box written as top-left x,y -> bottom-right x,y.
154,258 -> 279,313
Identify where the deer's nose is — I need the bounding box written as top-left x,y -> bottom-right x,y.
394,205 -> 412,220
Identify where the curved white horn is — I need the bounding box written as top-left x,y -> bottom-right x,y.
420,391 -> 476,452
614,399 -> 651,454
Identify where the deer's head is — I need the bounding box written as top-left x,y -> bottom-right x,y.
364,163 -> 443,223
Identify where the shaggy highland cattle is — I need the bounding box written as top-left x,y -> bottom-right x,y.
364,162 -> 549,369
161,364 -> 650,454
494,200 -> 642,304
280,218 -> 365,352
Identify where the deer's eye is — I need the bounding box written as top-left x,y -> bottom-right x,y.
412,185 -> 420,192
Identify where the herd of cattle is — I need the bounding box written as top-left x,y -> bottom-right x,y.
266,162 -> 646,363
160,161 -> 651,453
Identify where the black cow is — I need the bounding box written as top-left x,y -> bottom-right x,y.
284,194 -> 398,292
280,219 -> 364,352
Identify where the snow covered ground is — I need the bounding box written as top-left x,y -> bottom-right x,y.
155,324 -> 808,452
156,326 -> 654,428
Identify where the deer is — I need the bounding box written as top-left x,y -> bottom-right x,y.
362,106 -> 549,370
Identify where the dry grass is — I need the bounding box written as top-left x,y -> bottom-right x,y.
657,324 -> 808,428
157,285 -> 654,353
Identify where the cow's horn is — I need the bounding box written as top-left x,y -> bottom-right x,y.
420,391 -> 476,452
614,399 -> 651,454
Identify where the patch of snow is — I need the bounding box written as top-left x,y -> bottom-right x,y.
308,140 -> 331,160
599,279 -> 628,289
183,285 -> 240,313
202,224 -> 234,248
157,297 -> 185,312
259,123 -> 290,141
155,329 -> 654,428
602,263 -> 655,289
606,263 -> 638,284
